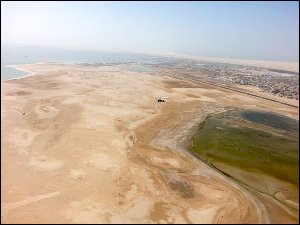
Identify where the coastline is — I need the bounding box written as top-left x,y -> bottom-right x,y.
5,65 -> 33,80
3,62 -> 76,81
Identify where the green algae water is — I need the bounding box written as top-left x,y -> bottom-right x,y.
240,111 -> 299,133
192,110 -> 299,210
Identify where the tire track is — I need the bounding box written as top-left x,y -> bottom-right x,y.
2,191 -> 60,218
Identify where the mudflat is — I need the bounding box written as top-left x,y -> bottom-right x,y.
1,63 -> 298,223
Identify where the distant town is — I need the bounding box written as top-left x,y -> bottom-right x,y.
78,57 -> 299,100
151,58 -> 299,100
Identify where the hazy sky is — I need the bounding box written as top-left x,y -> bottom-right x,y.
1,1 -> 299,61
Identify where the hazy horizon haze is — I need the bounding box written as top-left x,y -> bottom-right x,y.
1,1 -> 299,62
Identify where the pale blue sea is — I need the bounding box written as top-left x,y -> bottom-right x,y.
1,46 -> 171,80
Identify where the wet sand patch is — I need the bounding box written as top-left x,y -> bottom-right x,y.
6,91 -> 31,96
29,155 -> 64,171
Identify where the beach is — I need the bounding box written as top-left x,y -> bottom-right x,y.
1,63 -> 298,223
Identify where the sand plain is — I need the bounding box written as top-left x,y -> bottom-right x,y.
1,63 -> 298,223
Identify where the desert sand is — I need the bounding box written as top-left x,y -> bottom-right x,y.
1,63 -> 298,223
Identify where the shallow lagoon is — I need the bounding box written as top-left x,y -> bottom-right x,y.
192,110 -> 299,210
240,111 -> 299,133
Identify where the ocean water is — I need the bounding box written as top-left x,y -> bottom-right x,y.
1,46 -> 170,80
1,66 -> 28,79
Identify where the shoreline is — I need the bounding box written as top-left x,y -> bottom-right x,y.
132,100 -> 270,223
3,62 -> 76,81
188,108 -> 299,215
180,107 -> 298,216
4,65 -> 34,81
